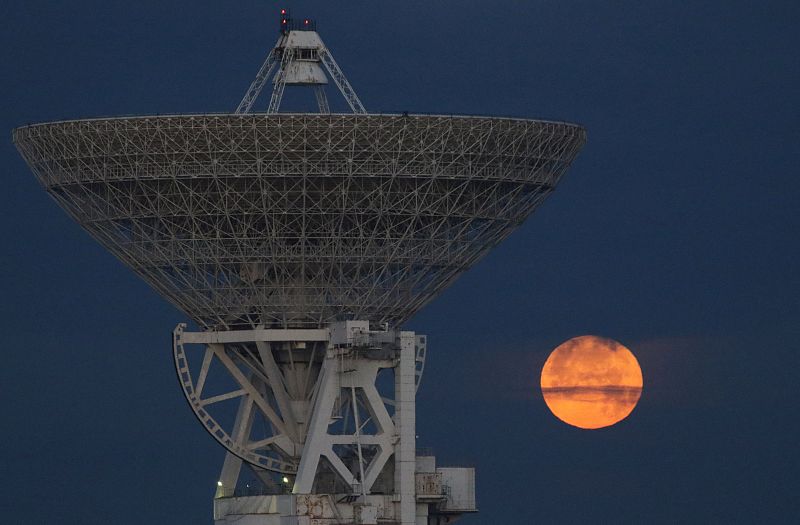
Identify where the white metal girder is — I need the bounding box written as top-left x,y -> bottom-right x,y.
255,340 -> 300,442
173,325 -> 299,473
235,43 -> 280,114
217,395 -> 256,496
267,48 -> 294,114
319,47 -> 366,114
315,85 -> 330,114
180,328 -> 329,344
293,349 -> 398,497
293,349 -> 339,492
394,331 -> 416,525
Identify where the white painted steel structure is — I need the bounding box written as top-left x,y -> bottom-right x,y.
13,13 -> 586,525
173,321 -> 424,523
14,113 -> 585,331
236,28 -> 364,115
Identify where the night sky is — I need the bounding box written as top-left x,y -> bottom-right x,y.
2,1 -> 798,523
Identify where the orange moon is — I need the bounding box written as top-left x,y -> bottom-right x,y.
540,336 -> 643,429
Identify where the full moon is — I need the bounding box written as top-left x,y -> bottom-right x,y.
540,335 -> 643,429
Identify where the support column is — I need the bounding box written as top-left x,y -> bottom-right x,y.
395,331 -> 417,524
174,323 -> 450,524
217,379 -> 256,498
292,348 -> 341,493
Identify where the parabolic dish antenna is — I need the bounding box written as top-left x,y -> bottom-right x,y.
14,9 -> 585,524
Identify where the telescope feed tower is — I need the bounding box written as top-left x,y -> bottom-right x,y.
13,8 -> 587,525
236,10 -> 365,115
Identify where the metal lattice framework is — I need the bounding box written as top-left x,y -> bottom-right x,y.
234,31 -> 364,115
13,114 -> 585,330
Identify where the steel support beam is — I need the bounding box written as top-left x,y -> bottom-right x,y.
314,85 -> 330,114
235,44 -> 280,114
395,331 -> 417,524
319,48 -> 366,114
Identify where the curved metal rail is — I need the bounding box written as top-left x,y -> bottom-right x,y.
173,324 -> 298,473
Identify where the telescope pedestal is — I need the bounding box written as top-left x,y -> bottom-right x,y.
174,321 -> 475,524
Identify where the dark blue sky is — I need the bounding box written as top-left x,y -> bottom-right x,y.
2,1 -> 798,523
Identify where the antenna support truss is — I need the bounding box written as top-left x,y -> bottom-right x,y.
236,11 -> 366,114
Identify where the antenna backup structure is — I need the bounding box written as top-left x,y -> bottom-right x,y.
14,10 -> 585,525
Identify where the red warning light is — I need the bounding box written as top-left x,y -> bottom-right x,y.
280,9 -> 286,15
304,19 -> 309,25
281,19 -> 287,25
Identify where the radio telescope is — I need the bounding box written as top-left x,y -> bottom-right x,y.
14,10 -> 585,524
